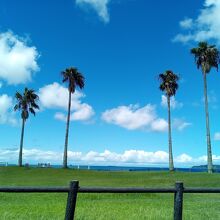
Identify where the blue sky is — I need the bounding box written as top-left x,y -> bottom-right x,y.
1,0 -> 220,166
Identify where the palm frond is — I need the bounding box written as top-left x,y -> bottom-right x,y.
15,92 -> 22,101
14,104 -> 20,111
29,107 -> 36,116
158,70 -> 179,97
31,102 -> 39,109
61,67 -> 85,93
191,41 -> 220,73
14,88 -> 39,119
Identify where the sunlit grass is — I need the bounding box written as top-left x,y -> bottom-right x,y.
0,167 -> 220,219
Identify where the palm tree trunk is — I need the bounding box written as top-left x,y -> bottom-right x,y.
167,96 -> 174,172
203,72 -> 213,173
63,90 -> 72,168
18,118 -> 25,167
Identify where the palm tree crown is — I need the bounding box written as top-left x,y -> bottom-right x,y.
14,88 -> 39,119
62,67 -> 85,93
191,42 -> 220,74
158,70 -> 179,97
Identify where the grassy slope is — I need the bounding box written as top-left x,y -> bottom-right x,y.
0,167 -> 220,219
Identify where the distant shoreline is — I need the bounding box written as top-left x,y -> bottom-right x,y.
2,164 -> 220,172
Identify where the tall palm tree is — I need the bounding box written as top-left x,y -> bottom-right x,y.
191,42 -> 220,173
62,67 -> 85,168
14,88 -> 39,167
159,70 -> 179,172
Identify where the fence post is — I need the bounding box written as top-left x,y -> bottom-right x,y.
174,182 -> 183,220
65,180 -> 79,220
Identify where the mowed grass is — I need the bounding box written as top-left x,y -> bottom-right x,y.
1,167 -> 220,219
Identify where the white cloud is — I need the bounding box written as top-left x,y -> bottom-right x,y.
76,0 -> 110,23
214,132 -> 220,140
179,18 -> 193,29
1,148 -> 220,166
150,118 -> 168,132
161,95 -> 183,109
102,104 -> 190,132
71,103 -> 94,120
175,153 -> 192,163
173,118 -> 191,131
54,112 -> 66,121
39,82 -> 81,110
173,34 -> 194,44
0,148 -> 176,165
197,154 -> 220,163
102,104 -> 168,132
54,104 -> 94,121
0,148 -> 82,163
0,94 -> 17,125
23,149 -> 82,162
82,150 -> 170,164
0,31 -> 39,85
174,0 -> 220,45
38,82 -> 94,121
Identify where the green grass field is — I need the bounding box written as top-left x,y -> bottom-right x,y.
1,167 -> 220,219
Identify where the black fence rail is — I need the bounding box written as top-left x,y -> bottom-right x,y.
1,181 -> 220,220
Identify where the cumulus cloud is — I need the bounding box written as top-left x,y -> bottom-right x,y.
82,150 -> 170,164
175,153 -> 192,163
214,132 -> 220,140
0,31 -> 39,85
54,104 -> 94,121
197,154 -> 220,163
173,118 -> 191,131
76,0 -> 110,23
38,82 -> 94,121
179,18 -> 194,29
174,0 -> 220,45
1,148 -> 218,166
0,148 -> 82,163
161,95 -> 183,109
0,94 -> 17,125
102,104 -> 191,132
150,118 -> 168,132
0,148 -> 180,165
102,104 -> 168,132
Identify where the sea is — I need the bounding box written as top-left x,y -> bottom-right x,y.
3,164 -> 220,173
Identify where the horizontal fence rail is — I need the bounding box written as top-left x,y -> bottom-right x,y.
0,187 -> 176,193
1,181 -> 220,220
2,186 -> 220,193
0,187 -> 69,193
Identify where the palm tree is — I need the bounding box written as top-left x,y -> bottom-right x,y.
14,88 -> 39,167
191,42 -> 220,173
159,70 -> 179,172
62,67 -> 85,168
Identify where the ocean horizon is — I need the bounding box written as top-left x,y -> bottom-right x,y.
3,164 -> 220,173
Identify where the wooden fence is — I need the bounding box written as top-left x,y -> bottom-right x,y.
1,181 -> 220,220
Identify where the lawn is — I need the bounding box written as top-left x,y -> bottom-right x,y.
0,167 -> 220,220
